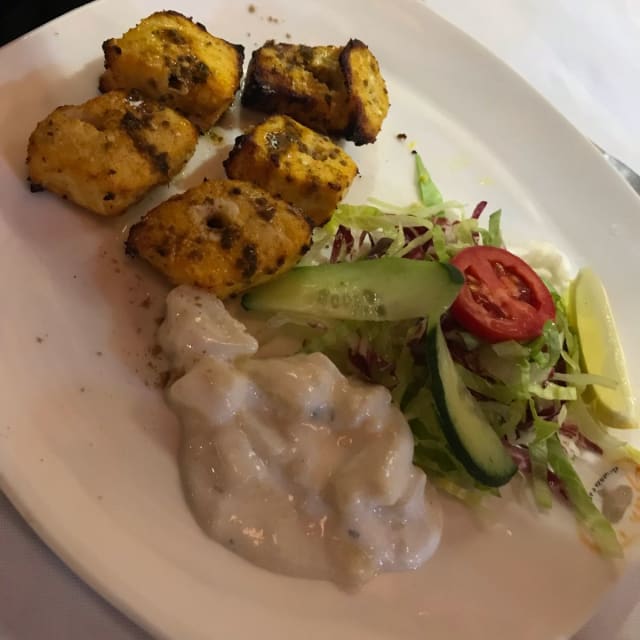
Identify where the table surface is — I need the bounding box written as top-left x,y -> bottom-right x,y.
2,1 -> 640,638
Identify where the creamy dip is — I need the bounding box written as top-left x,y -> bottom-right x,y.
159,285 -> 442,588
513,242 -> 572,293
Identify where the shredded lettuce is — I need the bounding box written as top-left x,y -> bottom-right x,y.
452,218 -> 479,247
405,388 -> 497,505
491,340 -> 530,358
552,372 -> 618,389
367,197 -> 464,217
456,365 -> 522,404
529,440 -> 553,509
431,224 -> 449,262
547,435 -> 623,557
414,151 -> 443,207
530,400 -> 561,444
528,383 -> 577,402
257,150 -> 638,556
566,399 -> 640,464
391,345 -> 418,406
478,209 -> 504,247
395,229 -> 434,258
521,401 -> 558,509
480,399 -> 527,439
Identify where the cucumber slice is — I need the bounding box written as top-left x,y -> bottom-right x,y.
426,322 -> 517,487
242,258 -> 463,321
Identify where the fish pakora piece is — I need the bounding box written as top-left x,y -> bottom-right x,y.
241,39 -> 389,145
100,11 -> 244,131
340,39 -> 390,146
126,179 -> 312,298
26,90 -> 198,216
224,115 -> 358,226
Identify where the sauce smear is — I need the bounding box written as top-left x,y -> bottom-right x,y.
159,285 -> 442,588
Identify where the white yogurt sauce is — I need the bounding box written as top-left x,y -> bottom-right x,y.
159,285 -> 442,589
512,242 -> 573,293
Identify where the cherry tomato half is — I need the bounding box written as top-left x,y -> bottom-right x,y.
449,246 -> 555,343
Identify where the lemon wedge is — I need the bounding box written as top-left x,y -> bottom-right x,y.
569,267 -> 637,428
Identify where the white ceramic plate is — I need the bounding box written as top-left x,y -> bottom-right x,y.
2,1 -> 640,638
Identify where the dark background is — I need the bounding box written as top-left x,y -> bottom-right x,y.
1,1 -> 90,46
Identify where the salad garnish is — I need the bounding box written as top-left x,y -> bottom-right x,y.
243,151 -> 639,556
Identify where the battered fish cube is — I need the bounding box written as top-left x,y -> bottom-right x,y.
241,41 -> 350,136
242,39 -> 389,145
224,115 -> 357,227
26,90 -> 198,216
126,180 -> 312,298
340,39 -> 390,145
100,11 -> 244,131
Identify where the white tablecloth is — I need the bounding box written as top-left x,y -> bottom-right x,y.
2,1 -> 639,638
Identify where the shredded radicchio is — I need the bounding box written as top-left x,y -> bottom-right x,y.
329,226 -> 374,262
347,339 -> 394,384
547,470 -> 569,501
506,443 -> 569,501
560,423 -> 603,455
402,226 -> 430,260
443,338 -> 474,369
330,213 -> 472,265
506,443 -> 531,472
330,225 -> 355,263
536,401 -> 563,421
472,200 -> 488,220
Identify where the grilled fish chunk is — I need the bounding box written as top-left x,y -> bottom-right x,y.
340,39 -> 390,145
241,41 -> 350,136
241,39 -> 389,144
26,90 -> 198,216
224,115 -> 357,227
100,11 -> 244,132
126,179 -> 312,298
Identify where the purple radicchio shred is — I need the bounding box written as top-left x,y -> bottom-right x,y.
347,341 -> 394,384
358,230 -> 370,247
507,443 -> 569,501
535,401 -> 563,421
513,402 -> 562,440
560,423 -> 604,455
441,333 -> 481,373
547,469 -> 569,501
507,443 -> 531,472
408,335 -> 426,365
440,313 -> 459,333
347,348 -> 372,378
402,226 -> 430,260
330,227 -> 373,262
330,225 -> 354,263
404,319 -> 429,365
472,200 -> 488,219
554,357 -> 568,375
